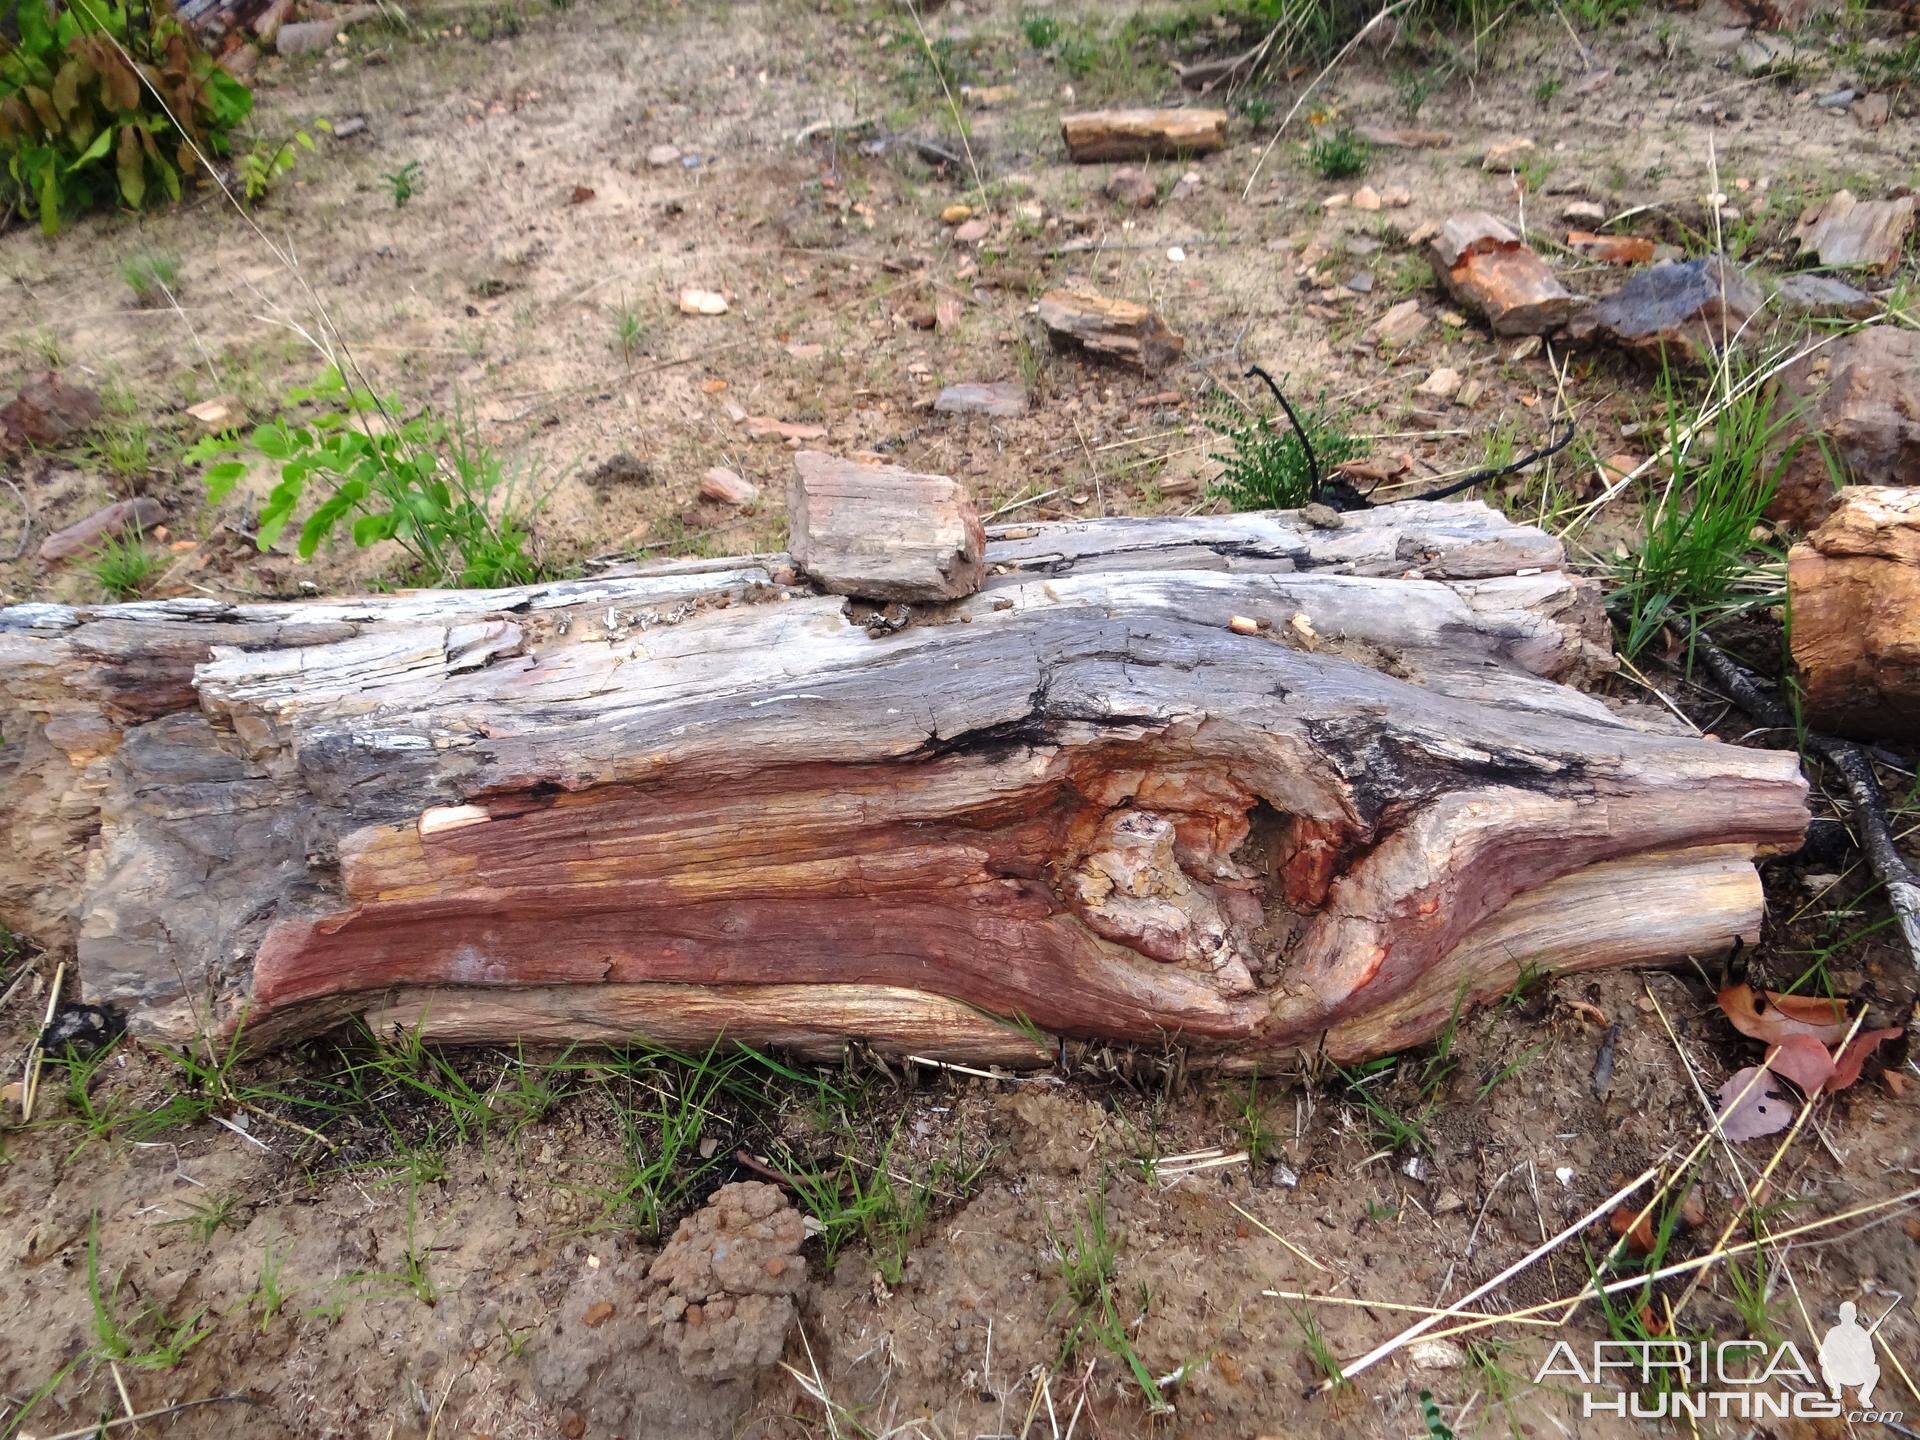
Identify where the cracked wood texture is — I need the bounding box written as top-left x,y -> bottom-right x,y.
0,503 -> 1807,1064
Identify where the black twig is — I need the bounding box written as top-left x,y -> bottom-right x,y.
1691,632 -> 1920,985
1240,365 -> 1578,509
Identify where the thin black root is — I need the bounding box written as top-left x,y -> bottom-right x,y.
1242,364 -> 1578,512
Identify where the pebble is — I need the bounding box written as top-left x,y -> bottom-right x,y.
647,142 -> 682,167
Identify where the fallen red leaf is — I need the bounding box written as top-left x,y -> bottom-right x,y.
1829,1027 -> 1903,1091
1764,1033 -> 1835,1093
1717,983 -> 1850,1046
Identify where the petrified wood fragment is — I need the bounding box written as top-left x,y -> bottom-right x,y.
1060,109 -> 1228,162
1788,485 -> 1920,742
1037,291 -> 1184,374
1430,212 -> 1581,337
0,504 -> 1807,1065
788,451 -> 986,602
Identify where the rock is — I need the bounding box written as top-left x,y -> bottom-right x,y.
646,1182 -> 808,1380
1345,271 -> 1374,294
1562,200 -> 1607,224
1,372 -> 102,451
1059,108 -> 1228,162
1415,367 -> 1462,399
788,451 -> 986,603
745,417 -> 828,442
962,83 -> 1018,108
941,203 -> 973,225
1565,230 -> 1654,266
1769,327 -> 1920,531
275,17 -> 341,54
582,1300 -> 615,1328
699,468 -> 758,506
1814,87 -> 1856,109
678,288 -> 729,316
1855,92 -> 1890,129
1729,0 -> 1817,26
1792,191 -> 1915,275
39,497 -> 168,564
1563,258 -> 1763,362
1370,298 -> 1429,348
646,143 -> 682,167
1482,137 -> 1536,171
1429,212 -> 1581,336
184,395 -> 245,433
1351,186 -> 1383,211
585,453 -> 657,489
934,382 -> 1028,418
1378,185 -> 1412,208
1105,166 -> 1159,207
1788,486 -> 1920,740
1037,290 -> 1184,374
1355,125 -> 1451,148
1410,1339 -> 1469,1370
1772,272 -> 1876,320
275,7 -> 375,55
953,217 -> 991,243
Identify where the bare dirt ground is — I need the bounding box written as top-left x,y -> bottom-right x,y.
2,0 -> 1918,1435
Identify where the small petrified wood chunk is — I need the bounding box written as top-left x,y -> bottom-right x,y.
1037,290 -> 1184,374
1429,212 -> 1581,336
1791,190 -> 1916,275
1788,486 -> 1920,741
38,498 -> 168,564
1060,108 -> 1228,162
788,450 -> 986,603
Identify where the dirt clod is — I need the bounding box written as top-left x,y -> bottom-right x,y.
646,1181 -> 807,1380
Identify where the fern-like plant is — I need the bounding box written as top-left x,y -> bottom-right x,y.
1204,386 -> 1368,511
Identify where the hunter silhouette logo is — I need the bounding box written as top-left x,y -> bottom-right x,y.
1819,1301 -> 1885,1408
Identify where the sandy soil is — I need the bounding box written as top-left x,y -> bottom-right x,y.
2,0 -> 1917,1435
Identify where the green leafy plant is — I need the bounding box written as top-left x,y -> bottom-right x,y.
85,525 -> 163,598
1019,13 -> 1060,49
0,0 -> 253,235
87,1216 -> 215,1369
1305,124 -> 1370,180
382,158 -> 422,207
237,118 -> 327,203
1205,386 -> 1367,511
187,366 -> 548,588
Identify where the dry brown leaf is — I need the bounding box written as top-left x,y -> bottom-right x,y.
1716,983 -> 1850,1046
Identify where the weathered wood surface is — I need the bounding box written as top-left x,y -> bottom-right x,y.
1059,109 -> 1228,162
788,451 -> 986,602
1788,485 -> 1920,741
0,503 -> 1807,1064
1036,291 -> 1184,374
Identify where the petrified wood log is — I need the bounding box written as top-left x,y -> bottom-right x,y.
0,504 -> 1807,1065
1788,485 -> 1920,741
1059,109 -> 1228,162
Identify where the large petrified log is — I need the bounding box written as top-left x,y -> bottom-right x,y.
0,503 -> 1807,1065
